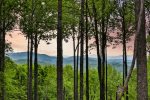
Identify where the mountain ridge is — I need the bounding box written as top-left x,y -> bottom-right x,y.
7,52 -> 132,71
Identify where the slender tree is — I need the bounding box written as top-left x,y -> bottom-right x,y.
57,0 -> 63,99
0,2 -> 5,98
80,0 -> 85,99
85,0 -> 89,99
72,25 -> 77,100
101,0 -> 106,99
92,0 -> 101,99
122,2 -> 128,100
0,0 -> 18,99
34,28 -> 38,100
28,0 -> 35,99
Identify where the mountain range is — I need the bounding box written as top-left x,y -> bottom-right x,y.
7,52 -> 132,71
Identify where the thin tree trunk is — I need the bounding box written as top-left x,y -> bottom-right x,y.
105,47 -> 108,100
80,0 -> 85,99
0,2 -> 5,99
0,24 -> 5,100
57,0 -> 63,99
76,34 -> 79,100
28,0 -> 35,99
92,1 -> 101,99
72,26 -> 77,100
27,35 -> 30,100
34,32 -> 38,100
29,32 -> 33,100
122,2 -> 128,99
101,0 -> 106,99
85,0 -> 89,99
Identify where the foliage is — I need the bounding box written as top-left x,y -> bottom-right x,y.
4,57 -> 150,99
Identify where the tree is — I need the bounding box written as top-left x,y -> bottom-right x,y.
79,0 -> 85,99
57,0 -> 63,99
19,0 -> 57,99
85,0 -> 89,99
92,0 -> 101,99
135,0 -> 148,99
0,0 -> 18,99
116,0 -> 148,99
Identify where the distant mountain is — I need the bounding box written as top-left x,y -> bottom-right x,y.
7,52 -> 132,71
7,52 -> 56,65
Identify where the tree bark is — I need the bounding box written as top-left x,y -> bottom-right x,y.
80,0 -> 85,99
0,23 -> 5,100
116,0 -> 148,99
135,0 -> 148,99
76,33 -> 79,100
27,34 -> 30,100
34,32 -> 38,100
92,1 -> 101,99
85,0 -> 89,99
101,0 -> 106,99
122,2 -> 128,100
57,0 -> 63,99
72,26 -> 78,100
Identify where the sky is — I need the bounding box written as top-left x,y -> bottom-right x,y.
6,30 -> 134,57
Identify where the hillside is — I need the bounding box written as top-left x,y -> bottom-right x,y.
7,52 -> 132,71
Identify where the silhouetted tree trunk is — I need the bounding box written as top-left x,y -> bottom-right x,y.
122,2 -> 128,100
76,33 -> 80,100
85,0 -> 89,99
0,2 -> 5,99
80,0 -> 85,99
34,32 -> 38,100
0,22 -> 5,100
27,34 -> 30,100
135,0 -> 148,99
92,1 -> 101,99
28,0 -> 34,99
29,32 -> 33,100
72,25 -> 78,100
57,0 -> 63,99
105,47 -> 108,100
101,0 -> 106,99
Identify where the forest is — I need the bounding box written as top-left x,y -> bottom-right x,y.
0,0 -> 150,100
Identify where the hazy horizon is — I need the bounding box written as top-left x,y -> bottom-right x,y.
6,30 -> 134,56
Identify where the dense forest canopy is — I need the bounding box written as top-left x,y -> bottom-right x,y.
0,0 -> 150,100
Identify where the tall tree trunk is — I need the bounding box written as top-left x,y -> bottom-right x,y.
27,34 -> 30,100
105,47 -> 108,100
57,0 -> 63,99
34,32 -> 38,100
85,0 -> 89,99
92,1 -> 101,99
122,2 -> 128,99
29,32 -> 33,100
80,0 -> 85,99
28,0 -> 34,99
0,2 -> 5,99
0,23 -> 5,100
76,34 -> 79,100
72,26 -> 77,100
101,0 -> 106,99
135,0 -> 148,99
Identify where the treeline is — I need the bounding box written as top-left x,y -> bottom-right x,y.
0,0 -> 150,100
4,57 -> 150,99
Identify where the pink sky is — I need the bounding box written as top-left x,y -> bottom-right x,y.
6,30 -> 134,56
